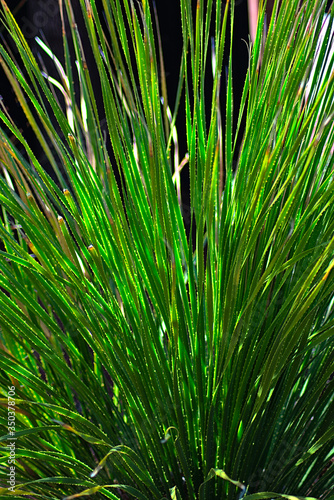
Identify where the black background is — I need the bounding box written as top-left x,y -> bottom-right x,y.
1,0 -> 249,163
0,0 -> 332,200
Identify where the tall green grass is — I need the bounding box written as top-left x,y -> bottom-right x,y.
0,0 -> 333,498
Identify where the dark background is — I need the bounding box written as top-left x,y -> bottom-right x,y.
1,0 -> 249,163
0,0 -> 332,202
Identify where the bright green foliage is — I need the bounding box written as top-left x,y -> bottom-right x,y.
0,0 -> 333,498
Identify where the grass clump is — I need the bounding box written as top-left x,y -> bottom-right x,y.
0,0 -> 333,498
